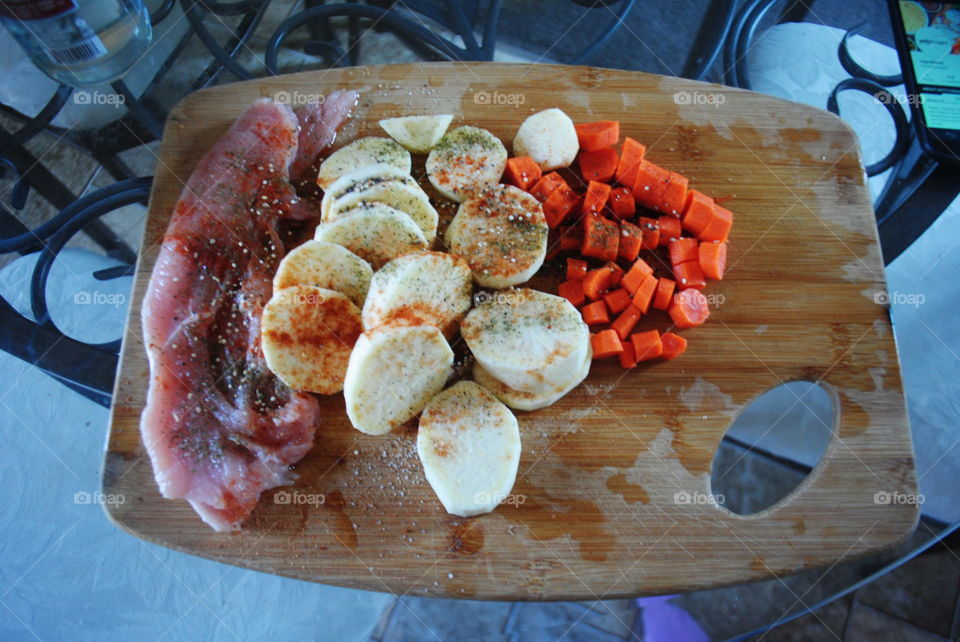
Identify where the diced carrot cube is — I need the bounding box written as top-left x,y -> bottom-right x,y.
631,274 -> 658,313
530,172 -> 568,202
631,329 -> 663,361
582,267 -> 612,301
611,304 -> 642,340
621,258 -> 654,295
638,216 -> 660,250
652,277 -> 676,311
603,288 -> 632,315
668,237 -> 700,267
615,137 -> 646,186
700,205 -> 733,242
503,156 -> 542,191
682,190 -> 715,236
699,241 -> 726,280
660,332 -> 687,360
619,342 -> 638,368
582,181 -> 611,216
591,328 -> 624,358
658,215 -> 681,246
618,221 -> 643,262
581,214 -> 620,262
673,261 -> 707,289
544,184 -> 580,229
582,300 -> 610,326
576,121 -> 620,151
632,160 -> 671,211
578,147 -> 619,183
660,171 -> 688,216
558,279 -> 586,307
566,258 -> 588,281
603,261 -> 624,287
608,186 -> 636,220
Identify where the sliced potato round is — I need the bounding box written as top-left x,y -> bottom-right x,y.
362,251 -> 472,337
327,181 -> 438,244
426,126 -> 507,202
512,108 -> 578,171
461,288 -> 590,394
444,184 -> 548,288
343,325 -> 453,435
417,381 -> 521,517
316,137 -> 411,189
320,163 -> 419,219
379,114 -> 453,153
273,240 -> 372,308
313,203 -> 428,269
473,347 -> 591,411
261,286 -> 362,394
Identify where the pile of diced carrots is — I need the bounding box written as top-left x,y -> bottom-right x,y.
503,121 -> 733,368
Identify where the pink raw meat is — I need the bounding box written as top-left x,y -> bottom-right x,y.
140,92 -> 356,531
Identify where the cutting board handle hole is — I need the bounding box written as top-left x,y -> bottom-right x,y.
709,381 -> 835,516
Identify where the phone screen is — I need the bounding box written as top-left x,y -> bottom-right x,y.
897,1 -> 960,131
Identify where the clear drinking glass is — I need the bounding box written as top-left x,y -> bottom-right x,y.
0,0 -> 152,88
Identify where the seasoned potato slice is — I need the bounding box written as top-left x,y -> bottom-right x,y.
461,288 -> 590,393
426,126 -> 507,202
417,381 -> 521,517
320,163 -> 419,219
473,348 -> 590,412
273,240 -> 372,308
362,251 -> 472,337
444,184 -> 548,288
512,108 -> 578,171
379,114 -> 453,153
327,180 -> 438,244
343,325 -> 454,435
313,203 -> 428,269
316,137 -> 411,189
261,286 -> 362,394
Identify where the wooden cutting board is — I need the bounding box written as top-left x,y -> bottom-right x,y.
103,63 -> 918,600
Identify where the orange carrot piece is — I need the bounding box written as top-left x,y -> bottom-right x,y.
657,215 -> 681,246
699,241 -> 727,280
615,137 -> 647,186
660,171 -> 689,216
660,332 -> 687,360
591,328 -> 624,358
669,289 -> 710,328
611,304 -> 642,340
603,288 -> 632,315
631,329 -> 663,361
618,342 -> 638,368
638,216 -> 660,250
618,220 -> 643,262
652,277 -> 676,311
581,214 -> 620,262
544,184 -> 580,229
530,172 -> 568,202
608,186 -> 636,220
621,258 -> 654,295
582,300 -> 610,326
682,189 -> 715,236
557,225 -> 583,253
631,274 -> 658,313
582,180 -> 611,216
700,204 -> 733,242
566,258 -> 588,281
558,279 -> 586,307
668,237 -> 700,267
603,261 -> 624,287
582,267 -> 612,301
576,121 -> 620,152
503,156 -> 542,191
632,160 -> 671,210
673,261 -> 707,289
578,147 -> 619,183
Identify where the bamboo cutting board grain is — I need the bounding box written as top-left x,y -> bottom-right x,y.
103,63 -> 918,600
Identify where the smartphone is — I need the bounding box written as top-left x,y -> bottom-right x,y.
888,0 -> 960,165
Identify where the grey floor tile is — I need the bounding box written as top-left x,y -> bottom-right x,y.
577,599 -> 638,638
844,604 -> 946,642
382,596 -> 511,641
750,595 -> 853,641
857,548 -> 960,637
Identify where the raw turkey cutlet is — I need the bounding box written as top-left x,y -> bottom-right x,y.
140,92 -> 357,531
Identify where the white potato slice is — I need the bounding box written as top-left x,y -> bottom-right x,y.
313,203 -> 428,269
320,163 -> 419,219
426,126 -> 507,202
473,347 -> 591,412
417,381 -> 521,517
379,114 -> 453,153
512,108 -> 578,171
316,137 -> 411,189
444,184 -> 548,288
461,288 -> 590,394
362,251 -> 472,337
273,240 -> 372,308
343,325 -> 454,435
261,286 -> 362,394
327,180 -> 438,244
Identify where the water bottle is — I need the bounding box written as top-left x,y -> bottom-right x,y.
0,0 -> 152,88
